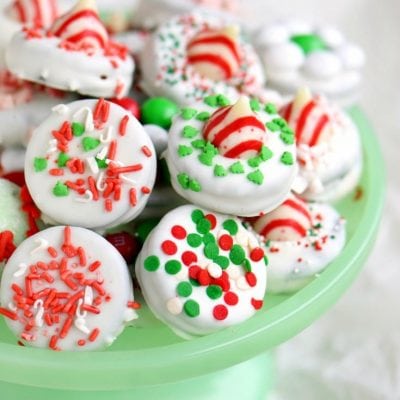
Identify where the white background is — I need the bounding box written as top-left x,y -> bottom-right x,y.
244,1 -> 400,399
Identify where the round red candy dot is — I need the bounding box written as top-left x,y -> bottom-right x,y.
245,272 -> 257,287
250,247 -> 264,262
181,251 -> 197,266
204,214 -> 217,230
218,234 -> 233,251
161,240 -> 177,255
213,304 -> 228,320
251,298 -> 263,310
189,265 -> 201,280
198,269 -> 211,286
171,225 -> 187,240
110,97 -> 141,120
224,292 -> 238,306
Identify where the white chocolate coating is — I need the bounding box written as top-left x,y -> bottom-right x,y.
255,19 -> 365,106
24,99 -> 156,230
0,226 -> 136,350
139,12 -> 265,106
6,30 -> 134,99
135,205 -> 267,338
250,203 -> 346,293
165,96 -> 297,217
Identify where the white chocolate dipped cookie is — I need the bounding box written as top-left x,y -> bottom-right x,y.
165,94 -> 297,216
0,225 -> 137,350
135,205 -> 267,338
255,19 -> 365,106
24,98 -> 156,230
248,193 -> 346,293
6,0 -> 134,99
280,88 -> 362,202
139,12 -> 265,106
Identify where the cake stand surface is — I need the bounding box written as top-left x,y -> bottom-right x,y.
0,107 -> 385,400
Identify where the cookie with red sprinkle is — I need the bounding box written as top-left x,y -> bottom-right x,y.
24,98 -> 156,230
247,193 -> 346,293
0,225 -> 136,351
135,205 -> 267,338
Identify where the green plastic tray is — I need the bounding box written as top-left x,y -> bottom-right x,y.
0,107 -> 385,399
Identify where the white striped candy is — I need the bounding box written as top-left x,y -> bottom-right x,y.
203,96 -> 266,159
9,0 -> 59,28
187,26 -> 241,81
49,0 -> 109,50
280,88 -> 332,147
252,193 -> 312,241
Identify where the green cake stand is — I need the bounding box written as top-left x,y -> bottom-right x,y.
0,107 -> 385,399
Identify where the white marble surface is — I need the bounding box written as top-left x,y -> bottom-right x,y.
243,1 -> 399,398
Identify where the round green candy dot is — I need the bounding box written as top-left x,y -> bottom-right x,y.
191,209 -> 204,223
229,244 -> 246,265
204,242 -> 219,260
183,299 -> 200,317
202,233 -> 216,245
136,218 -> 160,243
141,97 -> 179,129
189,278 -> 201,287
215,256 -> 230,269
177,282 -> 192,297
206,285 -> 223,300
187,233 -> 202,248
196,218 -> 211,234
290,34 -> 327,55
223,219 -> 238,235
144,255 -> 160,271
165,260 -> 181,275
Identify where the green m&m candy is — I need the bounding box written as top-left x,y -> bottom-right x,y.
141,97 -> 179,129
290,34 -> 327,55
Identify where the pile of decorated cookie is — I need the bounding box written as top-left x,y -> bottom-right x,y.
0,0 -> 364,350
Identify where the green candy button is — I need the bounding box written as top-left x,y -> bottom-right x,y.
184,300 -> 200,318
290,34 -> 327,55
141,97 -> 179,129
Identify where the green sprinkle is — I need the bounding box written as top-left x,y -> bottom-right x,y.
247,169 -> 264,185
184,300 -> 200,317
229,161 -> 244,174
247,156 -> 261,168
182,125 -> 199,139
189,278 -> 201,287
187,233 -> 202,248
281,152 -> 294,165
272,118 -> 287,128
144,255 -> 160,271
198,152 -> 214,166
264,255 -> 269,266
260,145 -> 273,161
250,98 -> 260,112
96,157 -> 108,169
206,285 -> 223,300
202,233 -> 216,244
197,218 -> 211,234
191,139 -> 206,149
204,242 -> 219,260
229,244 -> 246,265
52,181 -> 69,197
223,219 -> 238,235
191,209 -> 204,223
280,132 -> 295,145
181,107 -> 197,120
33,157 -> 47,172
189,179 -> 201,192
266,121 -> 280,132
215,256 -> 230,269
204,95 -> 218,107
243,258 -> 252,272
196,111 -> 210,121
214,164 -> 228,177
57,152 -> 70,168
165,260 -> 181,275
204,142 -> 218,155
178,145 -> 193,157
217,94 -> 230,106
72,122 -> 85,137
177,282 -> 192,297
265,103 -> 277,114
177,173 -> 190,189
82,137 -> 100,152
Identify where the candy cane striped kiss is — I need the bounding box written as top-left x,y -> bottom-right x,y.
203,96 -> 267,159
187,26 -> 242,81
8,0 -> 59,28
252,193 -> 312,241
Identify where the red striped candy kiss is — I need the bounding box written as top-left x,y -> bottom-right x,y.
252,194 -> 312,241
187,26 -> 241,81
280,88 -> 332,147
49,0 -> 109,51
8,0 -> 59,28
203,96 -> 267,159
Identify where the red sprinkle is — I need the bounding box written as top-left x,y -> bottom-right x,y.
251,298 -> 263,310
198,269 -> 211,286
0,307 -> 18,320
224,292 -> 238,306
141,186 -> 151,194
171,225 -> 187,240
250,247 -> 264,262
119,115 -> 129,136
105,199 -> 113,212
218,235 -> 233,251
141,146 -> 152,157
213,305 -> 228,320
49,335 -> 58,350
129,188 -> 137,206
181,251 -> 197,266
245,272 -> 257,287
88,328 -> 100,342
204,214 -> 217,229
127,301 -> 141,309
49,168 -> 64,176
47,247 -> 58,258
161,240 -> 177,255
88,261 -> 101,272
